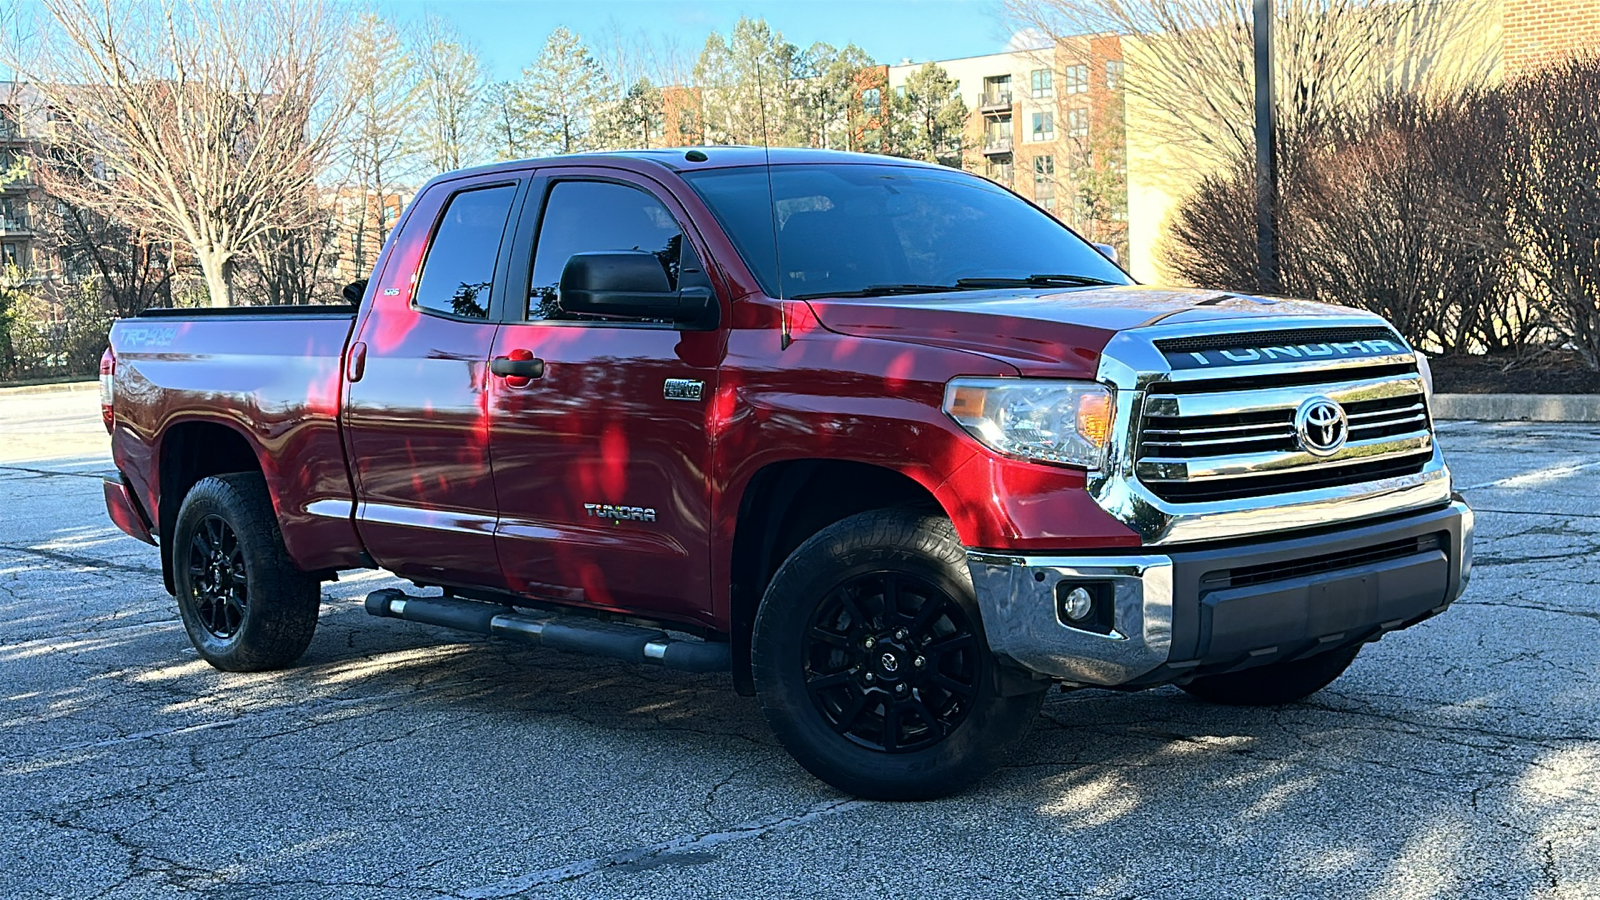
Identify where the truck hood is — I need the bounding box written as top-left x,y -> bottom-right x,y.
803,285 -> 1379,377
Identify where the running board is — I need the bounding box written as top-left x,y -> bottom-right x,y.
363,589 -> 730,674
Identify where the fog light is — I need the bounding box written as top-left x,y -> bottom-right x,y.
1061,586 -> 1094,621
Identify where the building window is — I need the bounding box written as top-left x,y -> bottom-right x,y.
1030,69 -> 1052,98
988,161 -> 1014,184
1106,60 -> 1125,91
1066,108 -> 1089,141
1034,155 -> 1055,181
986,117 -> 1012,149
1,242 -> 20,269
1034,179 -> 1055,204
983,75 -> 1012,107
1031,112 -> 1054,142
862,87 -> 882,115
1063,64 -> 1088,95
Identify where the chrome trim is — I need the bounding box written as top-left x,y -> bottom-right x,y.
1090,315 -> 1453,545
1137,435 -> 1431,482
1143,373 -> 1422,419
390,597 -> 408,617
490,614 -> 547,639
643,641 -> 669,660
968,551 -> 1173,685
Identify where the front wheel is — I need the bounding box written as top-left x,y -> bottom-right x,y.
752,509 -> 1044,800
172,473 -> 321,672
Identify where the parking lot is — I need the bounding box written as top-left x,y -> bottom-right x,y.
2,387 -> 1597,899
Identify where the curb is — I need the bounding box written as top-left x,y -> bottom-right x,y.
1432,393 -> 1600,423
0,380 -> 98,396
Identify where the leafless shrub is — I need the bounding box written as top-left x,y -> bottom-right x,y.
1507,57 -> 1600,368
1168,90 -> 1531,355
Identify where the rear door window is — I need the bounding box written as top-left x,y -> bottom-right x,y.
414,183 -> 518,319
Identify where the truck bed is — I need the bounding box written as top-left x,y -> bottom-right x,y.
108,306 -> 362,573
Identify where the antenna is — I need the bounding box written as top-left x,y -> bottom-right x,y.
754,52 -> 783,306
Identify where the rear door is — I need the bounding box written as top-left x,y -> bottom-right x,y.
486,168 -> 725,625
343,173 -> 526,588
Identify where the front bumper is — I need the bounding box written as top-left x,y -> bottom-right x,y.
968,499 -> 1472,687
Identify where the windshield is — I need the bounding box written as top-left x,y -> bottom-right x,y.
681,163 -> 1131,300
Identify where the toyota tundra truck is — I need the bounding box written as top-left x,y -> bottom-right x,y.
101,148 -> 1473,800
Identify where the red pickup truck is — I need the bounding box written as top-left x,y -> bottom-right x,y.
102,148 -> 1472,799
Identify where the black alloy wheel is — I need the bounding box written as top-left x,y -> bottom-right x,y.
802,571 -> 980,753
752,509 -> 1046,800
171,473 -> 321,672
186,514 -> 249,639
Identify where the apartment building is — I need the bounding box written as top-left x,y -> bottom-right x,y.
888,36 -> 1129,255
0,85 -> 44,277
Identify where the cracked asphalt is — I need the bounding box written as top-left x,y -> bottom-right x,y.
2,389 -> 1598,899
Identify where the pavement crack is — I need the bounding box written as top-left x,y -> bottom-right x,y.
454,798 -> 872,898
0,540 -> 160,575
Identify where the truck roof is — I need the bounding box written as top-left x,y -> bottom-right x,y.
431,146 -> 951,183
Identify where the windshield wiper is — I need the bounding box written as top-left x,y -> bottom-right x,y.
790,283 -> 963,300
955,274 -> 1121,289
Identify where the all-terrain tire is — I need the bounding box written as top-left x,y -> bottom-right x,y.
171,473 -> 321,672
1178,644 -> 1362,706
752,509 -> 1045,800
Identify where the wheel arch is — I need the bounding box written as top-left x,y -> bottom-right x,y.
155,419 -> 267,595
726,458 -> 948,695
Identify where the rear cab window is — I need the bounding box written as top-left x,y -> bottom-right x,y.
414,183 -> 519,319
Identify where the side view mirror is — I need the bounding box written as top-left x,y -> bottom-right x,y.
1093,243 -> 1119,264
559,251 -> 713,327
342,278 -> 368,305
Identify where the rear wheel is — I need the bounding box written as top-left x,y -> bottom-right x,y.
172,473 -> 321,672
752,509 -> 1044,800
1179,644 -> 1362,706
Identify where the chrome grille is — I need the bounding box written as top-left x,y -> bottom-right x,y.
1136,368 -> 1433,504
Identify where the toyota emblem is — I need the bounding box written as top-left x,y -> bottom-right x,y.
880,653 -> 899,673
1294,396 -> 1348,457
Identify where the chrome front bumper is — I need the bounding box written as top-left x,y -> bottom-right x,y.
968,500 -> 1473,687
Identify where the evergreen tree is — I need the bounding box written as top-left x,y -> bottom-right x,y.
892,63 -> 967,166
595,78 -> 666,150
518,27 -> 610,154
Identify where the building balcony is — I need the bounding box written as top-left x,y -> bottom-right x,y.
987,166 -> 1014,185
982,137 -> 1014,156
979,91 -> 1014,114
0,216 -> 30,235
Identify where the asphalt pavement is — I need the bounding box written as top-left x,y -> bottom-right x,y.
2,390 -> 1597,899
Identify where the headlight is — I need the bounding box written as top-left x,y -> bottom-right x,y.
942,378 -> 1115,470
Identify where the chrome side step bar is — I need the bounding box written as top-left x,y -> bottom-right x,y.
363,589 -> 730,674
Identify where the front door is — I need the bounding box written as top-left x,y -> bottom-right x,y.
487,169 -> 724,626
344,174 -> 526,588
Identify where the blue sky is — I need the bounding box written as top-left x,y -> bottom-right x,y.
371,0 -> 1022,82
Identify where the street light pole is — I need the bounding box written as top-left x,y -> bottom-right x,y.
1253,0 -> 1279,295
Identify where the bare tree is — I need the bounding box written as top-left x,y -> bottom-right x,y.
342,11 -> 418,277
15,0 -> 350,307
479,82 -> 528,160
411,14 -> 485,172
1004,0 -> 1497,174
